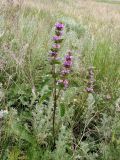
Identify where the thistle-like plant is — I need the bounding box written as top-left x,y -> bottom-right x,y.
49,22 -> 73,148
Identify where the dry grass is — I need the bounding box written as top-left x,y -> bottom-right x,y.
20,0 -> 120,43
0,0 -> 120,159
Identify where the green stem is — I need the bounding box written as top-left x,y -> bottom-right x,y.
52,64 -> 57,149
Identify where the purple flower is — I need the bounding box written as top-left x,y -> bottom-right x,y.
55,22 -> 64,30
61,69 -> 70,75
64,51 -> 73,68
49,51 -> 58,57
49,22 -> 72,90
64,61 -> 72,68
65,54 -> 72,61
52,36 -> 61,41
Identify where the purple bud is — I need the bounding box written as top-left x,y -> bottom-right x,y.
52,36 -> 61,41
65,54 -> 72,61
64,61 -> 72,68
61,69 -> 70,75
49,51 -> 58,57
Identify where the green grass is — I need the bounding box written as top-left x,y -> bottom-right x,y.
0,0 -> 120,159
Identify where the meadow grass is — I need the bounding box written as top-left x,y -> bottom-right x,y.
0,0 -> 120,159
22,0 -> 120,97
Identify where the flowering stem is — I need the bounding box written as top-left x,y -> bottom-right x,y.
49,22 -> 65,149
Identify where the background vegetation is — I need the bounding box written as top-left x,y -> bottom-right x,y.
0,0 -> 120,159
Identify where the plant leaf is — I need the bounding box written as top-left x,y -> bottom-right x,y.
60,104 -> 65,117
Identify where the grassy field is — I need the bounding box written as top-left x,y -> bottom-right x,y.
0,0 -> 120,159
96,0 -> 120,4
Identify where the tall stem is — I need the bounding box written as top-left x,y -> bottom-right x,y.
52,64 -> 57,149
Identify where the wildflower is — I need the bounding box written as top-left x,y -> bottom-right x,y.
52,35 -> 62,42
49,22 -> 64,63
64,61 -> 72,68
65,51 -> 72,61
49,51 -> 58,57
64,51 -> 73,68
49,23 -> 73,89
58,51 -> 73,89
61,69 -> 70,75
55,22 -> 64,30
49,22 -> 74,147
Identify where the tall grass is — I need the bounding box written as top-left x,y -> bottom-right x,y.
0,0 -> 120,159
